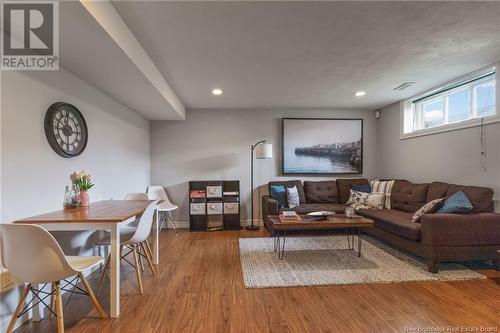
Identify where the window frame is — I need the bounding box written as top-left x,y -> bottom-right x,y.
400,63 -> 499,140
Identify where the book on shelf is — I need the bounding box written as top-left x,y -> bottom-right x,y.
223,191 -> 239,196
190,190 -> 206,198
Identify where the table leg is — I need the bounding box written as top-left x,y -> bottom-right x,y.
273,232 -> 279,252
110,224 -> 120,318
278,231 -> 287,260
31,283 -> 44,321
357,228 -> 363,258
152,210 -> 159,265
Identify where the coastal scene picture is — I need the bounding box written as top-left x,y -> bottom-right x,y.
282,118 -> 363,174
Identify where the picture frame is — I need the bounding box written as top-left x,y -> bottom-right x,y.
282,118 -> 363,175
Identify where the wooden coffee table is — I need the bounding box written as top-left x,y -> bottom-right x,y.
266,214 -> 374,260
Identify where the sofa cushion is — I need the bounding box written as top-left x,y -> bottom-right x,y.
304,181 -> 339,203
336,178 -> 369,204
286,186 -> 300,208
280,203 -> 346,215
357,209 -> 421,241
270,185 -> 287,209
269,180 -> 306,204
436,191 -> 473,214
391,180 -> 429,213
426,182 -> 494,213
411,198 -> 445,223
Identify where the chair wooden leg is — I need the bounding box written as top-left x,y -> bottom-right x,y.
55,281 -> 64,333
138,246 -> 145,272
96,254 -> 111,296
132,244 -> 144,294
142,242 -> 156,276
6,283 -> 31,333
50,282 -> 56,318
144,240 -> 155,265
79,273 -> 107,319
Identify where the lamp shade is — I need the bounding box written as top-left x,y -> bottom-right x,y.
255,143 -> 273,159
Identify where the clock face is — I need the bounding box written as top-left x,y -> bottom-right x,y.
44,102 -> 88,158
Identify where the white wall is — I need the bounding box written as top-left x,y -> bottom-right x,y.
0,69 -> 150,330
150,108 -> 378,224
376,102 -> 500,211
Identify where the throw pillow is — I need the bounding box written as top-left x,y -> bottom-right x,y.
370,180 -> 395,209
411,198 -> 445,223
366,193 -> 386,209
346,190 -> 371,205
436,191 -> 473,214
351,185 -> 371,193
286,186 -> 300,208
270,185 -> 287,209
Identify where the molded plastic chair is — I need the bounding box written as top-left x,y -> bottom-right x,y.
124,193 -> 149,200
147,186 -> 178,231
121,192 -> 149,231
0,224 -> 107,333
97,200 -> 159,295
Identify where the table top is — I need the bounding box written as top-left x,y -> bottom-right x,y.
14,200 -> 156,224
266,214 -> 374,230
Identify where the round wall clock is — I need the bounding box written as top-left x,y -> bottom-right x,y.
44,102 -> 88,158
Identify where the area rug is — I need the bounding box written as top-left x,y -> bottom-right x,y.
239,235 -> 485,288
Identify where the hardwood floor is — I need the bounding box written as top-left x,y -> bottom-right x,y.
15,229 -> 500,333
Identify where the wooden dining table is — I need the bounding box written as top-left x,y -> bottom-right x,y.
13,200 -> 160,318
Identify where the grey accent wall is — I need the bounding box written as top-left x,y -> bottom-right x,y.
376,102 -> 500,211
150,108 -> 377,223
1,69 -> 150,330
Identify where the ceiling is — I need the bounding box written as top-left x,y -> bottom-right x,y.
61,1 -> 500,117
60,2 -> 184,120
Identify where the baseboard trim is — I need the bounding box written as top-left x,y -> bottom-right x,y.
165,220 -> 264,229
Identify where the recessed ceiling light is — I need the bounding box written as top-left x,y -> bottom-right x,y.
212,88 -> 223,96
354,91 -> 366,97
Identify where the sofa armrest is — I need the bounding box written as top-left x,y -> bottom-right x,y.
420,213 -> 500,247
262,195 -> 279,219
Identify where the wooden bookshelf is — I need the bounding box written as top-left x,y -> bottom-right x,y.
188,180 -> 241,231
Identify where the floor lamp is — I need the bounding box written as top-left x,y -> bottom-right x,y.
247,140 -> 273,230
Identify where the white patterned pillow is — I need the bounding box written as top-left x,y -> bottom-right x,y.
347,190 -> 385,209
286,186 -> 300,208
366,193 -> 385,209
411,198 -> 445,223
370,180 -> 395,209
346,190 -> 371,205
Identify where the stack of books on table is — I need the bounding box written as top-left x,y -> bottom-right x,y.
279,211 -> 302,223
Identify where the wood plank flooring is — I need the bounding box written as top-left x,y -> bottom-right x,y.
14,229 -> 500,333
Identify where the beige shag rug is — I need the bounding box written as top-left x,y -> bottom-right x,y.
239,236 -> 485,288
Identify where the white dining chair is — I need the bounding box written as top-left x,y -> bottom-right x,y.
97,200 -> 159,295
0,224 -> 107,333
147,186 -> 178,232
122,192 -> 149,231
96,192 -> 150,259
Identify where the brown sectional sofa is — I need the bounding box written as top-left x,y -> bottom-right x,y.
262,178 -> 500,273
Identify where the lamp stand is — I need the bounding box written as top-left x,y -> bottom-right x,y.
246,140 -> 267,230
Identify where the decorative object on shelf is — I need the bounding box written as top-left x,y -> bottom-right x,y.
248,140 -> 273,230
189,181 -> 240,231
282,118 -> 363,174
71,170 -> 94,207
44,102 -> 88,158
63,184 -> 81,209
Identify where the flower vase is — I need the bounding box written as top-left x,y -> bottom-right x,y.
80,191 -> 90,207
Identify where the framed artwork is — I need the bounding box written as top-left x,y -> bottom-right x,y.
282,118 -> 363,174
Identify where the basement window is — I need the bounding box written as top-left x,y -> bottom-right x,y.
401,66 -> 498,139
